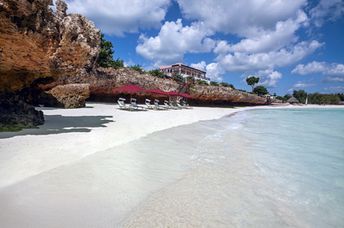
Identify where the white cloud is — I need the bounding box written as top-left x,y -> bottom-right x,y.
310,0 -> 344,27
176,0 -> 306,36
257,69 -> 282,87
191,61 -> 224,81
228,11 -> 308,53
217,41 -> 322,72
190,61 -> 206,71
324,86 -> 344,92
324,76 -> 344,83
136,19 -> 215,65
292,81 -> 315,89
292,61 -> 344,76
66,0 -> 170,36
205,63 -> 224,81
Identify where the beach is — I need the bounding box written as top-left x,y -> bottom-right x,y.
1,103 -> 343,227
0,103 -> 257,189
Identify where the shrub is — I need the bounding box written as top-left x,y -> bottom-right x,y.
293,90 -> 307,104
220,82 -> 235,89
172,74 -> 185,83
253,85 -> 269,96
148,69 -> 166,78
185,76 -> 195,84
196,80 -> 209,86
210,81 -> 219,86
129,64 -> 144,74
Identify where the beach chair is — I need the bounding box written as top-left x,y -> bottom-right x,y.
164,100 -> 178,110
145,99 -> 155,110
117,98 -> 132,110
181,100 -> 192,109
176,100 -> 185,109
154,99 -> 167,110
130,98 -> 148,111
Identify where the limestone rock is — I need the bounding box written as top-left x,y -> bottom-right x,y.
0,92 -> 44,131
48,84 -> 90,108
190,85 -> 267,105
0,0 -> 101,92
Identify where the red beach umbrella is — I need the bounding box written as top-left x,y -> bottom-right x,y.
145,89 -> 169,96
112,84 -> 145,94
178,93 -> 193,99
165,91 -> 180,96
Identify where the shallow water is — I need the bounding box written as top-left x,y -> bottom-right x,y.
1,108 -> 343,227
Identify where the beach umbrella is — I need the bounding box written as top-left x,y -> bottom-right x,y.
165,91 -> 179,96
145,89 -> 169,96
178,93 -> 193,99
112,84 -> 146,101
112,84 -> 145,94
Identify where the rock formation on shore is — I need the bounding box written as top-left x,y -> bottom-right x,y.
40,67 -> 268,105
0,0 -> 100,92
0,0 -> 100,129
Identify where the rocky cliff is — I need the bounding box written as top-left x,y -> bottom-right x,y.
39,67 -> 268,105
0,0 -> 100,92
0,0 -> 100,130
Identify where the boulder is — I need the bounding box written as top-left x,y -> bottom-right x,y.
48,84 -> 90,108
0,92 -> 44,131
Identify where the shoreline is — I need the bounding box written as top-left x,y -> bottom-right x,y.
0,103 -> 343,227
0,103 -> 343,189
1,103 -> 343,188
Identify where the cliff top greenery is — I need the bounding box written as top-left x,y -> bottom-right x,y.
97,34 -> 124,68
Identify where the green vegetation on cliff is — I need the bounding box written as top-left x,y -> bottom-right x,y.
97,34 -> 123,68
253,85 -> 269,96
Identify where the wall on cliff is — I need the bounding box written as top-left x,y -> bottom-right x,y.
0,0 -> 100,92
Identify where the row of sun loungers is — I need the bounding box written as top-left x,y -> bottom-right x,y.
117,98 -> 191,111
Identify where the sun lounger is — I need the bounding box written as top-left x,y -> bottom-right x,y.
182,100 -> 192,109
145,99 -> 155,110
130,98 -> 148,111
154,99 -> 167,110
117,98 -> 132,110
164,100 -> 178,110
117,98 -> 147,111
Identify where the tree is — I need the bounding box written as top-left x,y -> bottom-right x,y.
172,74 -> 184,83
210,81 -> 219,86
220,82 -> 235,89
196,79 -> 209,86
337,93 -> 344,101
129,64 -> 144,74
97,34 -> 124,68
246,76 -> 260,91
253,85 -> 268,96
293,90 -> 308,104
149,69 -> 166,78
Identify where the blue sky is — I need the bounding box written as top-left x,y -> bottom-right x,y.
66,0 -> 344,95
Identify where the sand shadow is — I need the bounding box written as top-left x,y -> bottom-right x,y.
0,115 -> 114,139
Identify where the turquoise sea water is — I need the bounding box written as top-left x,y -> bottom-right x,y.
231,108 -> 344,227
123,108 -> 344,227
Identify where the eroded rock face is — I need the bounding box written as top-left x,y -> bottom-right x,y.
0,92 -> 44,131
48,84 -> 90,108
0,0 -> 100,130
0,0 -> 100,92
190,85 -> 267,105
41,67 -> 267,105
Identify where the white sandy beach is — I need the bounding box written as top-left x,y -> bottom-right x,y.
0,103 -> 343,227
0,103 -> 256,188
